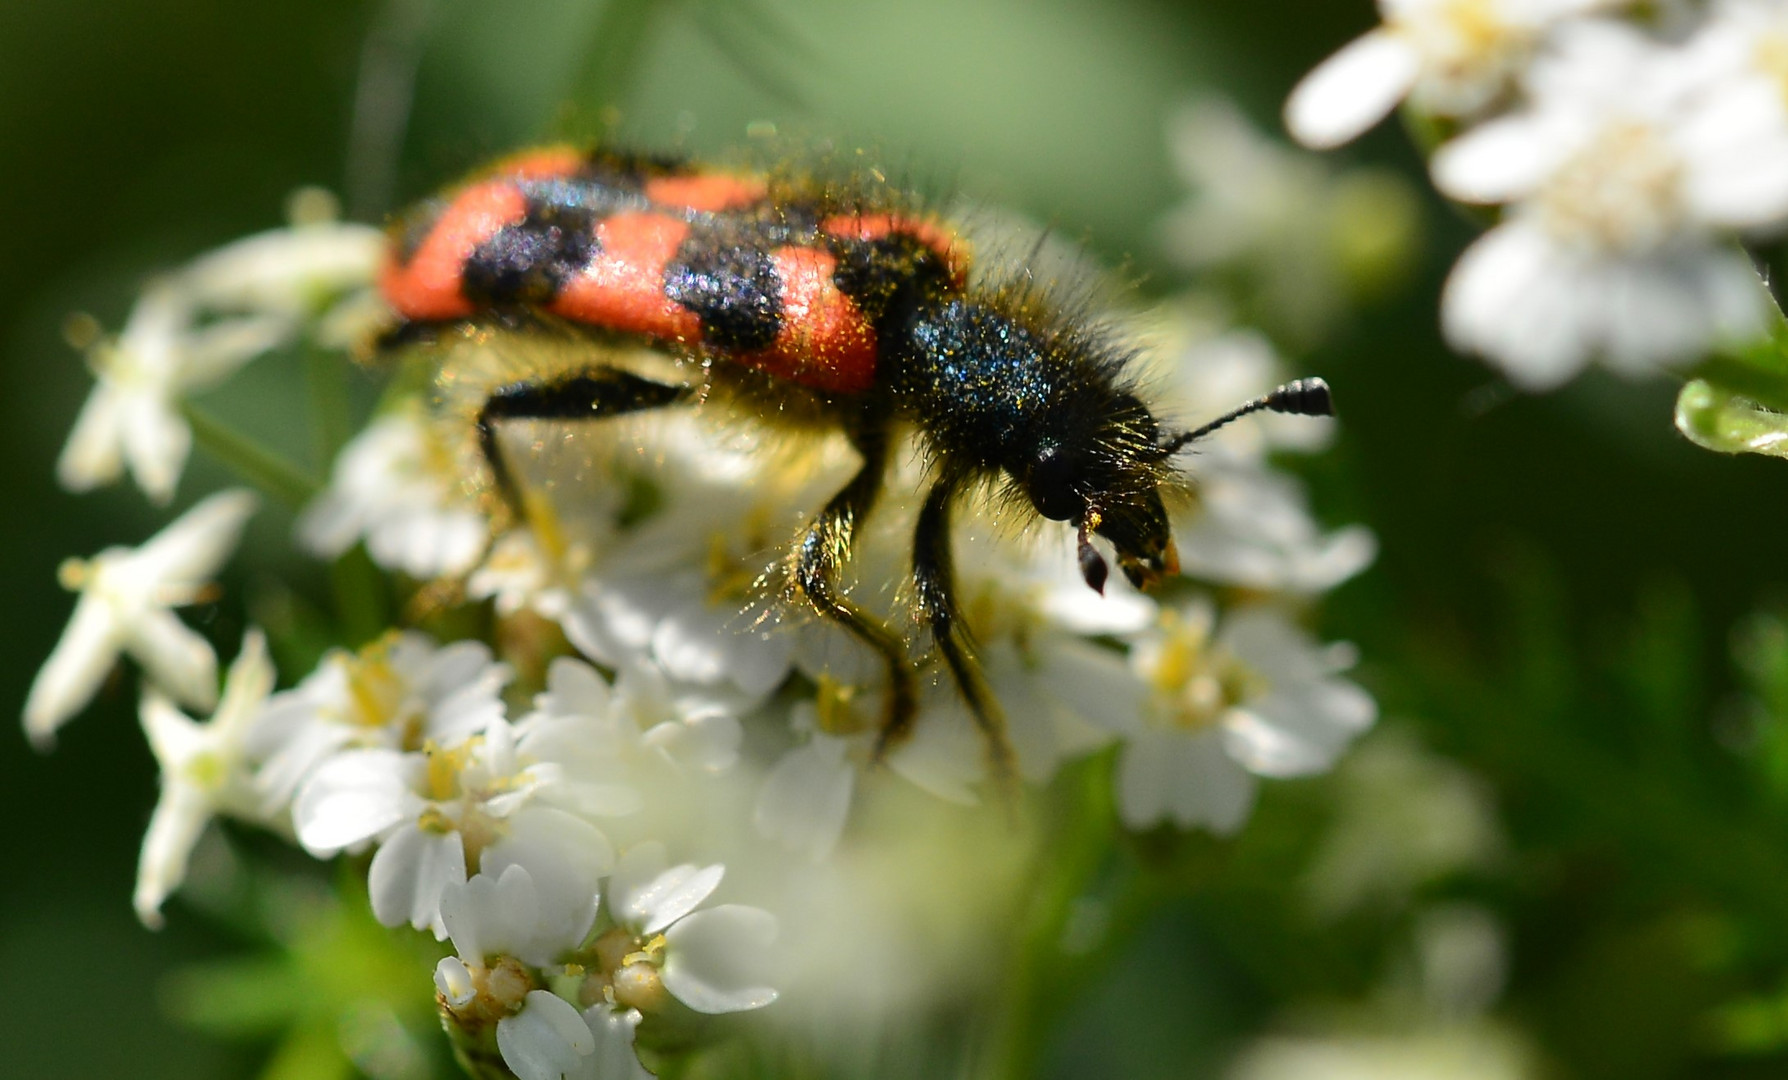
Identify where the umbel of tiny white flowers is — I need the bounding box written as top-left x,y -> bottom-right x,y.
23,488 -> 258,749
1283,0 -> 1627,151
57,201 -> 382,506
1431,18 -> 1788,385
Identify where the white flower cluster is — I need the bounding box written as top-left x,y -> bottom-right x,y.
57,189 -> 384,505
1287,0 -> 1788,388
28,188 -> 1378,1076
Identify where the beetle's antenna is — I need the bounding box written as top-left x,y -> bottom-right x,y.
1153,377 -> 1333,459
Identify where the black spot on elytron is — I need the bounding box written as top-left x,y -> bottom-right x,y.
830,232 -> 956,325
461,197 -> 601,307
664,238 -> 783,352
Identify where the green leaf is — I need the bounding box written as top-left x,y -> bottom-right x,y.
1675,379 -> 1788,459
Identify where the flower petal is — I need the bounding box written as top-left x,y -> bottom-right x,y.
497,991 -> 595,1080
1284,30 -> 1420,150
661,904 -> 780,1013
292,748 -> 420,854
23,592 -> 123,748
368,825 -> 467,936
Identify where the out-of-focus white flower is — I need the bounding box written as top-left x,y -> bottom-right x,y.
134,628 -> 275,928
1683,1 -> 1788,131
1227,1023 -> 1533,1080
467,526 -> 591,622
298,406 -> 491,579
58,285 -> 289,504
1175,457 -> 1377,594
1097,599 -> 1376,833
603,841 -> 779,1014
1284,0 -> 1622,149
249,631 -> 510,812
1305,731 -> 1504,917
1434,20 -> 1788,386
293,714 -> 619,938
180,191 -> 384,324
1163,99 -> 1421,342
24,488 -> 257,748
754,702 -> 858,861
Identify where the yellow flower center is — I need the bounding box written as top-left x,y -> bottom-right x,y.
1537,120 -> 1684,254
337,632 -> 427,743
1145,610 -> 1262,732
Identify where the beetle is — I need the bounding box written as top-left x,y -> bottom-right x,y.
379,146 -> 1332,784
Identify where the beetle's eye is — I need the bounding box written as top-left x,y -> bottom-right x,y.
1029,448 -> 1083,522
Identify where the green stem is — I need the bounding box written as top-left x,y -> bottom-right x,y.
304,344 -> 355,472
552,0 -> 674,142
984,754 -> 1118,1080
183,402 -> 320,508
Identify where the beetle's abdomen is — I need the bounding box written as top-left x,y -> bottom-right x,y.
380,147 -> 966,396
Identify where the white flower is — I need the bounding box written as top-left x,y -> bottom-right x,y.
577,1005 -> 654,1080
298,407 -> 491,579
249,631 -> 510,812
292,715 -> 617,938
487,995 -> 655,1080
180,203 -> 384,323
1284,0 -> 1621,149
1305,731 -> 1504,918
1100,599 -> 1376,833
1433,20 -> 1788,385
1162,99 -> 1420,343
134,628 -> 275,928
466,527 -> 590,622
1175,457 -> 1377,595
439,863 -> 597,970
562,487 -> 802,702
24,488 -> 258,748
496,991 -> 596,1080
604,842 -> 779,1014
58,284 -> 289,504
1227,1024 -> 1533,1080
754,704 -> 858,861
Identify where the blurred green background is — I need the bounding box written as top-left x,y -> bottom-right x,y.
9,1 -> 1788,1077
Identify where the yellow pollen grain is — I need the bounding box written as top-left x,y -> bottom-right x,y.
619,934 -> 668,968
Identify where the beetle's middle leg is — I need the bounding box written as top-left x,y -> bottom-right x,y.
788,416 -> 918,752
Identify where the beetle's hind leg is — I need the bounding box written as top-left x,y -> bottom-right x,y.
476,368 -> 692,525
902,473 -> 1020,798
789,417 -> 919,756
